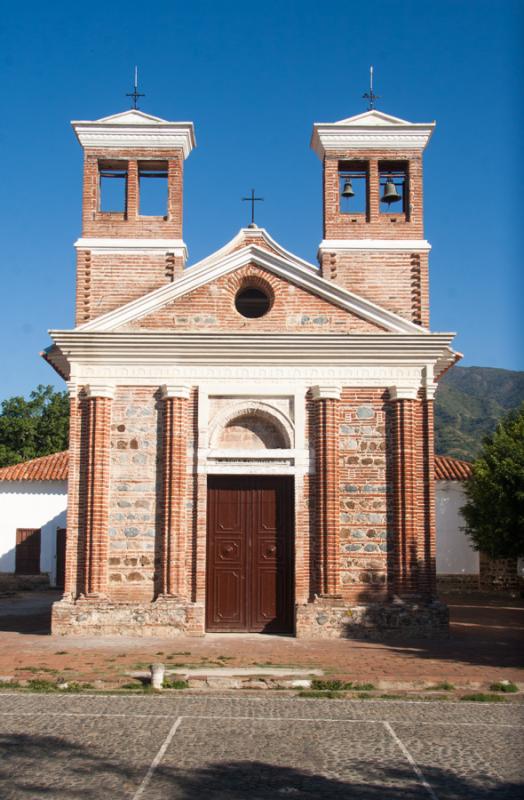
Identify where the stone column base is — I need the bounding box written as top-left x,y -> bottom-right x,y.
295,597 -> 449,640
51,597 -> 205,637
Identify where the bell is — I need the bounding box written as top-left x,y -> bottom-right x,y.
381,177 -> 401,205
341,178 -> 355,199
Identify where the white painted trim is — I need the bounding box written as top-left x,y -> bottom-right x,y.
318,239 -> 431,253
208,400 -> 295,449
85,384 -> 115,399
71,114 -> 196,158
311,116 -> 435,159
74,243 -> 426,335
311,384 -> 342,401
389,385 -> 419,401
74,238 -> 188,259
161,384 -> 191,399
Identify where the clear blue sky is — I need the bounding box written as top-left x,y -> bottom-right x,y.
1,0 -> 522,401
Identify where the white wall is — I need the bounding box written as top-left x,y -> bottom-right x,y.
0,481 -> 67,585
436,480 -> 479,575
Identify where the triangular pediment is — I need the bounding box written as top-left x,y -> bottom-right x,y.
333,109 -> 416,126
76,229 -> 428,335
92,109 -> 171,125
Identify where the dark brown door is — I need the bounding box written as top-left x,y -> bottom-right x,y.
55,528 -> 67,589
15,529 -> 41,575
206,476 -> 294,633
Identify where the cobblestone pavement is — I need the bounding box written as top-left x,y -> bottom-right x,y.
0,693 -> 523,799
0,593 -> 523,687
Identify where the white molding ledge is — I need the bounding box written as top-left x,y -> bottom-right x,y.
161,384 -> 191,399
72,110 -> 196,158
311,384 -> 342,401
74,238 -> 188,260
318,239 -> 431,253
85,384 -> 115,399
388,385 -> 419,401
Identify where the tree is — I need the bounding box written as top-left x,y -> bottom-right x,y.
0,385 -> 69,467
461,404 -> 524,559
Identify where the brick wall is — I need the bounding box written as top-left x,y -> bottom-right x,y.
75,251 -> 183,325
124,263 -> 385,333
81,149 -> 184,238
319,250 -> 429,326
323,150 -> 424,240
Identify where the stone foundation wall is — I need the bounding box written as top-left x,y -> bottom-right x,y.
295,597 -> 449,640
51,598 -> 205,637
479,554 -> 524,595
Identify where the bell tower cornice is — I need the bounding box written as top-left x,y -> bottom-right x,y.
72,109 -> 196,158
311,110 -> 435,160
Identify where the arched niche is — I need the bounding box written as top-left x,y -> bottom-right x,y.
209,401 -> 294,450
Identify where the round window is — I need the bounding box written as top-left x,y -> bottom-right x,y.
235,286 -> 271,318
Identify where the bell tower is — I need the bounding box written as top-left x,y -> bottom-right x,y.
72,109 -> 195,325
311,110 -> 434,326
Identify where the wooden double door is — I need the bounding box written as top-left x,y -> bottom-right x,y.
206,476 -> 294,633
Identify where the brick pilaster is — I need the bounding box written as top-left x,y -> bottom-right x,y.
421,389 -> 437,597
79,386 -> 113,597
390,389 -> 419,597
160,384 -> 190,598
312,385 -> 341,597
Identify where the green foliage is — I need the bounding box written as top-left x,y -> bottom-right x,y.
489,681 -> 518,693
435,366 -> 524,461
297,690 -> 343,699
0,385 -> 69,467
460,693 -> 506,703
461,405 -> 524,559
163,678 -> 189,690
311,678 -> 375,692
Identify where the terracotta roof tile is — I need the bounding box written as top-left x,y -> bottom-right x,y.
0,450 -> 472,483
434,454 -> 472,481
0,451 -> 69,481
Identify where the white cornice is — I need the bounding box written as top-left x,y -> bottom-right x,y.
74,238 -> 188,259
45,331 -> 459,385
71,111 -> 196,158
311,112 -> 435,159
318,239 -> 431,254
74,242 -> 426,336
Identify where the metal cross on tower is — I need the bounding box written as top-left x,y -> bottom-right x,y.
126,66 -> 145,109
242,188 -> 264,228
362,65 -> 380,110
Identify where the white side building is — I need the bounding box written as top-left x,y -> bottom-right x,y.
0,452 -> 68,587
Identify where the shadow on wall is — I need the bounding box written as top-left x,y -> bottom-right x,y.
0,735 -> 522,799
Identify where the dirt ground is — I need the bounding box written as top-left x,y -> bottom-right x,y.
0,591 -> 523,688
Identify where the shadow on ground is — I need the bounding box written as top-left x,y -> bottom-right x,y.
0,591 -> 59,635
348,596 -> 524,672
0,733 -> 522,799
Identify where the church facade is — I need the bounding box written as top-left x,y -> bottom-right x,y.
45,106 -> 459,638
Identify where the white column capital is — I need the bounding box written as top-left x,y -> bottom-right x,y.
311,384 -> 342,401
161,384 -> 191,400
85,383 -> 115,400
388,385 -> 419,401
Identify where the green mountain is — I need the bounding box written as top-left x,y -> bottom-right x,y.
435,366 -> 524,461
